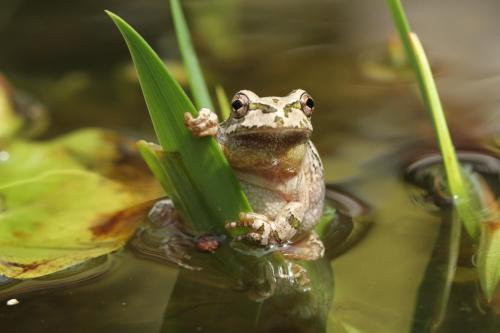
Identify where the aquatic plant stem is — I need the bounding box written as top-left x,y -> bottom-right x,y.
387,0 -> 500,303
170,0 -> 214,110
215,85 -> 231,121
386,0 -> 479,240
408,33 -> 480,240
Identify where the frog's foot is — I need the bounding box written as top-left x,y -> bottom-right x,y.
279,231 -> 325,261
184,108 -> 219,137
148,198 -> 178,226
226,212 -> 279,246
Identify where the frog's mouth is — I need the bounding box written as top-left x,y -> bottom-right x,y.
229,128 -> 311,146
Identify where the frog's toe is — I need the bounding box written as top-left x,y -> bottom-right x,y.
225,212 -> 267,228
226,212 -> 273,246
235,232 -> 262,243
184,109 -> 218,137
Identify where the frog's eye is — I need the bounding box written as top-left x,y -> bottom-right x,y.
300,92 -> 315,117
231,93 -> 250,118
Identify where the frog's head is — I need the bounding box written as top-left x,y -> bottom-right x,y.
223,89 -> 315,145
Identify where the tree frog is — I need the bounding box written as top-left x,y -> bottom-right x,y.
184,89 -> 325,260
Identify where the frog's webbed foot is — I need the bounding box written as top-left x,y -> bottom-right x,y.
226,212 -> 275,246
226,212 -> 297,246
279,231 -> 325,261
184,108 -> 219,137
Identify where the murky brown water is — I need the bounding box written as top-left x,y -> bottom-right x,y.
1,0 -> 499,332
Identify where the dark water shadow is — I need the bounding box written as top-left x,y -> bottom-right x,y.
404,151 -> 500,333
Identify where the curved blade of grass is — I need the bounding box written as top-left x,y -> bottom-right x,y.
215,84 -> 231,121
169,0 -> 213,110
408,33 -> 481,239
387,0 -> 497,302
107,11 -> 252,234
386,0 -> 480,240
138,140 -> 216,231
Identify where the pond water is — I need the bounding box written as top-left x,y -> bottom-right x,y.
0,0 -> 499,332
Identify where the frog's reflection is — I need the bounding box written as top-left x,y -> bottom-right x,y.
130,186 -> 372,333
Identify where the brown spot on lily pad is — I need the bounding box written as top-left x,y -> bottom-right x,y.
90,201 -> 154,240
2,259 -> 52,276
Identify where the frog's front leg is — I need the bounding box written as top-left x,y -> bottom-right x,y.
227,202 -> 305,246
184,108 -> 219,137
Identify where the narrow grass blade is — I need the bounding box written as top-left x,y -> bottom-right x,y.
137,141 -> 173,195
137,140 -> 193,223
386,0 -> 497,302
169,0 -> 214,110
408,33 -> 480,239
107,11 -> 252,234
215,84 -> 231,121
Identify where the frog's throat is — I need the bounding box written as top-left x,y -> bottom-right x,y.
225,128 -> 311,148
222,141 -> 308,182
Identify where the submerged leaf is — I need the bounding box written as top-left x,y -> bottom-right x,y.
0,129 -> 163,278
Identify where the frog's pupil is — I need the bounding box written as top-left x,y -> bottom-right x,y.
306,98 -> 315,109
232,100 -> 243,111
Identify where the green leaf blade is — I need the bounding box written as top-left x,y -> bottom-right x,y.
386,0 -> 497,302
478,223 -> 500,302
106,10 -> 193,153
169,0 -> 214,110
107,11 -> 252,234
407,33 -> 480,239
216,84 -> 232,121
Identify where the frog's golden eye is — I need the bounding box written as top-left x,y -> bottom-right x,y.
231,93 -> 250,118
300,92 -> 315,117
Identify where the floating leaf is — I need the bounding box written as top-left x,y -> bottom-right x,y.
0,170 -> 155,279
0,129 -> 163,278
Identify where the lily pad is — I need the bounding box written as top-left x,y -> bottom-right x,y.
0,129 -> 163,278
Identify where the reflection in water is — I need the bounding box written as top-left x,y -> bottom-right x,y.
0,255 -> 114,301
127,187 -> 372,332
405,151 -> 500,332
